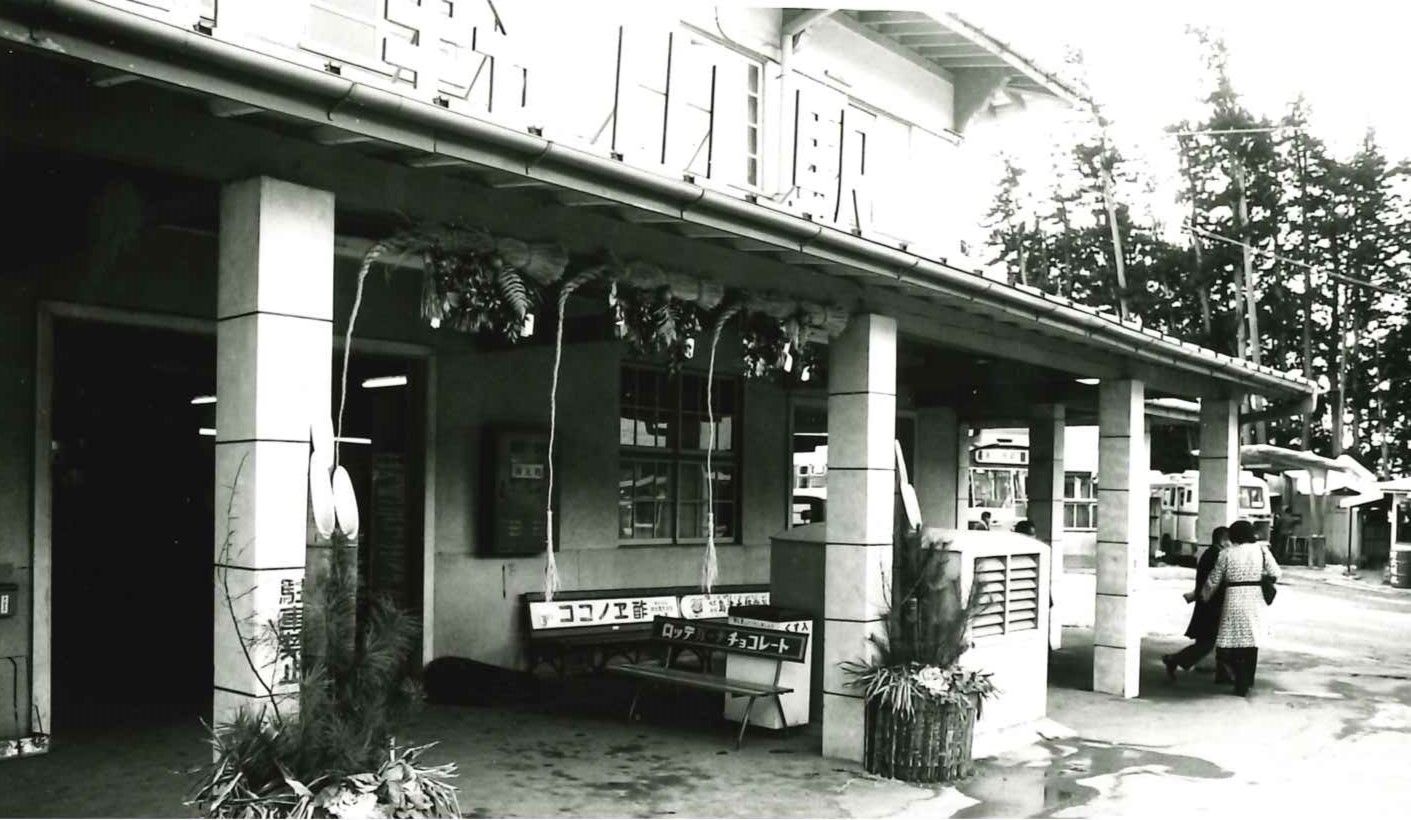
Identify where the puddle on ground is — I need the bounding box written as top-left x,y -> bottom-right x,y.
954,738 -> 1232,818
1328,679 -> 1411,739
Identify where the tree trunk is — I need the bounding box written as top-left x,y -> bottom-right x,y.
1182,141 -> 1213,341
1015,223 -> 1029,287
1100,167 -> 1130,320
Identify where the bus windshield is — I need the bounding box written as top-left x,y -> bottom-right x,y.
1239,486 -> 1264,508
971,468 -> 1018,509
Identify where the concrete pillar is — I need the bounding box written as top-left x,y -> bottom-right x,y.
955,425 -> 971,528
1198,397 -> 1241,551
1094,380 -> 1147,698
822,314 -> 896,761
214,177 -> 334,724
915,406 -> 961,528
1028,404 -> 1064,649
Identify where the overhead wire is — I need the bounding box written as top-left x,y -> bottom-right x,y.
1181,222 -> 1411,300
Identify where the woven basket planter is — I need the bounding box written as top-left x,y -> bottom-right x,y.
862,694 -> 979,783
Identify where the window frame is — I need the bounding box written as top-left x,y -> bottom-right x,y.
673,26 -> 767,194
618,364 -> 743,546
1062,470 -> 1098,532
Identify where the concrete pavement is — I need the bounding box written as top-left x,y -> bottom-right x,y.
2,567 -> 1408,817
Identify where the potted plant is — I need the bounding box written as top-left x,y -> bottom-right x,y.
189,457 -> 460,818
840,528 -> 996,783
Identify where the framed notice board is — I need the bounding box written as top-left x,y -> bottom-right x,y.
480,427 -> 556,556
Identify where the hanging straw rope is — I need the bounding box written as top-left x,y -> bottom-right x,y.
543,266 -> 605,601
336,240 -> 389,469
701,302 -> 743,593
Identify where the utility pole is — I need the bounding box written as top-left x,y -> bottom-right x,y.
1332,279 -> 1346,457
1379,335 -> 1390,478
1234,164 -> 1266,442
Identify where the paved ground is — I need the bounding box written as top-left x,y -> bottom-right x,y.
2,566 -> 1409,818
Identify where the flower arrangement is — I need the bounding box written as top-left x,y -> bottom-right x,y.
840,528 -> 996,783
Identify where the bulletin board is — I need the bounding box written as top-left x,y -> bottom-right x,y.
480,427 -> 555,556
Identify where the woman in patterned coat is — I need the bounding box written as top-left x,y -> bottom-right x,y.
1201,519 -> 1281,696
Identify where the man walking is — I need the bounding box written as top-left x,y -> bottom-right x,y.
1162,526 -> 1231,683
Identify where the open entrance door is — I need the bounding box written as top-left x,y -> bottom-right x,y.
47,318 -> 426,735
50,319 -> 216,731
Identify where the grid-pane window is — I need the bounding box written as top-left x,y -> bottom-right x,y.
1063,471 -> 1097,531
619,366 -> 739,544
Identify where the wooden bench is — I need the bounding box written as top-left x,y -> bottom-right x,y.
608,615 -> 810,748
522,585 -> 769,675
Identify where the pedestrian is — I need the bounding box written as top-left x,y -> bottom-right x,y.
1014,519 -> 1035,536
1162,526 -> 1231,684
1201,519 -> 1281,696
1271,506 -> 1301,562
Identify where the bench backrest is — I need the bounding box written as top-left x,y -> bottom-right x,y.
524,586 -> 770,633
650,616 -> 809,663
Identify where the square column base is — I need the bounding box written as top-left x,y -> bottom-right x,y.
822,692 -> 867,761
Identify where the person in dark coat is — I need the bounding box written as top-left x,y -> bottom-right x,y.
1162,526 -> 1231,682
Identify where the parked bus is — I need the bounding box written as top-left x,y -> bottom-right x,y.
966,441 -> 1029,530
1151,469 -> 1273,560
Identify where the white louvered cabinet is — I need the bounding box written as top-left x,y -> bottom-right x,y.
944,529 -> 1051,753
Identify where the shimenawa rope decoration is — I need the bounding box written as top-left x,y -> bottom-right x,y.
701,302 -> 743,593
543,266 -> 606,601
336,240 -> 388,469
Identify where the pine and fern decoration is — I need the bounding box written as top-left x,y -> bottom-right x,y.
839,528 -> 997,784
403,226 -> 568,342
739,298 -> 848,383
610,262 -> 709,369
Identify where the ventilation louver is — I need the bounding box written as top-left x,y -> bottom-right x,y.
971,553 -> 1040,639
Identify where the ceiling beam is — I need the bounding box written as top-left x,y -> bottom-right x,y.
888,32 -> 971,44
827,12 -> 956,83
91,69 -> 141,88
557,190 -> 617,207
782,8 -> 836,38
914,46 -> 995,59
477,170 -> 551,189
208,98 -> 263,118
853,11 -> 930,25
869,20 -> 941,34
403,154 -> 468,169
616,208 -> 681,224
309,125 -> 374,146
936,59 -> 1015,69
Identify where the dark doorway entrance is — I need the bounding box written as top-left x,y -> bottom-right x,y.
49,319 -> 427,733
51,318 -> 216,731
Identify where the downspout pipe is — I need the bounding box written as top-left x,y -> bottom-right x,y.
8,0 -> 1316,399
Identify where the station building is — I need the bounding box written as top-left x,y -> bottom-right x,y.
0,1 -> 1315,762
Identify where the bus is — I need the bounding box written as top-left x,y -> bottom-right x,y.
1151,470 -> 1273,560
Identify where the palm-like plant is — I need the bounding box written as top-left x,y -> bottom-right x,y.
841,528 -> 996,717
190,531 -> 459,817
